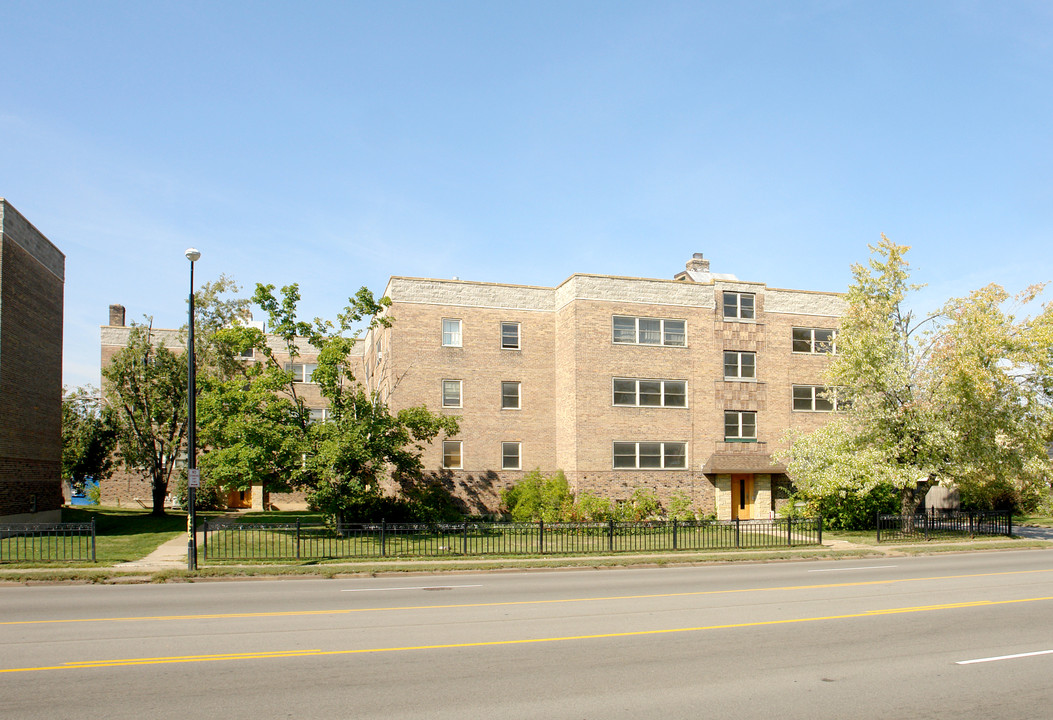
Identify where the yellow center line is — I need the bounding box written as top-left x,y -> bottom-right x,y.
2,567 -> 1050,627
4,595 -> 1051,674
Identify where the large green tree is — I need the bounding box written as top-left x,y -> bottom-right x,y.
61,385 -> 117,493
198,283 -> 459,522
782,236 -> 1053,519
102,325 -> 189,515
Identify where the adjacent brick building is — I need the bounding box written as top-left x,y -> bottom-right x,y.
361,254 -> 845,519
0,199 -> 65,522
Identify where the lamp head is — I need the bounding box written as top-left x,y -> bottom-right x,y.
185,248 -> 201,262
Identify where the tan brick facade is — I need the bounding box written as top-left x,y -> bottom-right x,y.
0,200 -> 65,522
364,255 -> 845,519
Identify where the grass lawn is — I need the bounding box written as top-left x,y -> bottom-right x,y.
1,507 -> 225,567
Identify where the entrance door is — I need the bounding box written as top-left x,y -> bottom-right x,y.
731,474 -> 754,520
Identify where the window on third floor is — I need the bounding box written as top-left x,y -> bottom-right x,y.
442,318 -> 462,347
612,316 -> 686,347
723,292 -> 755,320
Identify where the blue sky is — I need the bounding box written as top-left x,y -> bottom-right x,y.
4,0 -> 1051,388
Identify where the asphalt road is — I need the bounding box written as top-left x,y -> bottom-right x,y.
3,550 -> 1053,719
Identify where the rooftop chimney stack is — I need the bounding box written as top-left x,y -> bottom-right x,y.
685,253 -> 710,274
109,304 -> 126,327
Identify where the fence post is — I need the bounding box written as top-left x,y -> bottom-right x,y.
463,522 -> 468,555
787,517 -> 793,547
296,519 -> 301,560
924,511 -> 929,541
380,519 -> 386,557
817,516 -> 822,545
672,519 -> 678,551
91,518 -> 97,563
608,520 -> 615,552
539,519 -> 544,555
735,518 -> 740,548
1008,511 -> 1013,538
203,519 -> 208,560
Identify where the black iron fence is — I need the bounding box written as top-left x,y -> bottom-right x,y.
876,510 -> 1012,543
0,521 -> 96,563
203,517 -> 823,561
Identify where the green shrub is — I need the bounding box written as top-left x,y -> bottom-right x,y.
174,471 -> 227,512
86,483 -> 101,506
802,482 -> 900,530
501,470 -> 573,521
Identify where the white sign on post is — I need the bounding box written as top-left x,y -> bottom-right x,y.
188,469 -> 201,488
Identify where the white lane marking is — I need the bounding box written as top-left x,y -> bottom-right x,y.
341,585 -> 483,592
957,650 -> 1053,665
807,565 -> 898,573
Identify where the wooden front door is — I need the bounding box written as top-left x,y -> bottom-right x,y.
731,474 -> 754,520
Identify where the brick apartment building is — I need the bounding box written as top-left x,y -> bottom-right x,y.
101,254 -> 844,519
360,254 -> 846,519
0,199 -> 65,523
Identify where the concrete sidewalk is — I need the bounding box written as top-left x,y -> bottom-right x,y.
116,530 -> 201,570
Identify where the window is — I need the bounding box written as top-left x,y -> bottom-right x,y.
501,381 -> 521,410
238,348 -> 255,360
724,411 -> 757,441
442,318 -> 462,347
613,442 -> 687,469
442,441 -> 462,469
612,378 -> 687,407
792,327 -> 837,354
501,322 -> 521,350
612,316 -> 686,346
442,380 -> 462,408
308,408 -> 331,423
285,362 -> 317,383
502,442 -> 521,470
723,292 -> 755,320
792,385 -> 848,412
723,351 -> 756,380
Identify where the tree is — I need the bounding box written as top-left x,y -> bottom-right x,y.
781,236 -> 1053,521
61,385 -> 117,492
102,324 -> 189,515
198,283 -> 459,522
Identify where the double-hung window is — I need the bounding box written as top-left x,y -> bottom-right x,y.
501,381 -> 521,410
612,316 -> 686,346
285,362 -> 317,383
442,441 -> 462,469
501,322 -> 521,350
724,411 -> 757,441
723,351 -> 756,380
613,441 -> 687,469
502,442 -> 521,470
442,318 -> 462,347
723,292 -> 755,320
792,327 -> 837,354
612,378 -> 687,407
442,380 -> 462,408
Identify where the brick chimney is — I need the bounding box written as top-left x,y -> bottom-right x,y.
109,304 -> 126,327
685,253 -> 710,273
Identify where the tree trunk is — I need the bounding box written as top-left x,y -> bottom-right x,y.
151,477 -> 167,516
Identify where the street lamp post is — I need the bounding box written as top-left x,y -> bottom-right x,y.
185,248 -> 201,571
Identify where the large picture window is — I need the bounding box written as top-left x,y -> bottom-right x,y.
724,411 -> 757,441
723,351 -> 756,380
612,441 -> 687,469
792,327 -> 837,354
612,316 -> 686,346
612,378 -> 687,407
